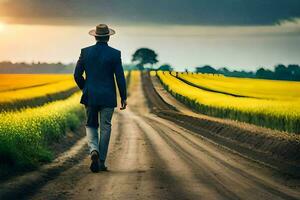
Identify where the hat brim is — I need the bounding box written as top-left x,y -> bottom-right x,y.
88,28 -> 115,37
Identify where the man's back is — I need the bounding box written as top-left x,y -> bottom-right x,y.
74,41 -> 127,107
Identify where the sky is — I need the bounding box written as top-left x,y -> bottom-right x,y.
0,0 -> 300,71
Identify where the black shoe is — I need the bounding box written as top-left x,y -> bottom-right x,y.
90,151 -> 99,173
99,160 -> 108,171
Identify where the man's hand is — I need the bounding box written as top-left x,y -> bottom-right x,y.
120,99 -> 127,110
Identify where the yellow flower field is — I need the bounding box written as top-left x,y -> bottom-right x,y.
0,74 -> 78,111
157,71 -> 300,133
0,79 -> 77,103
0,74 -> 73,92
177,72 -> 300,100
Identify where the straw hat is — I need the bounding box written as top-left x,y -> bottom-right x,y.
88,24 -> 115,37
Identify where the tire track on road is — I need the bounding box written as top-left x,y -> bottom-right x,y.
144,116 -> 300,200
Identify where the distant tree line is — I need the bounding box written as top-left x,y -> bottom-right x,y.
2,45 -> 299,81
0,61 -> 68,68
0,61 -> 74,73
195,64 -> 300,81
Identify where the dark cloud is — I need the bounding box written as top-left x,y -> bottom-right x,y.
1,0 -> 300,26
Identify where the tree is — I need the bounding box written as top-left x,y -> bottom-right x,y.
195,65 -> 217,74
218,67 -> 230,76
287,64 -> 300,80
274,64 -> 294,80
256,68 -> 274,79
157,64 -> 173,71
132,48 -> 158,70
218,67 -> 229,73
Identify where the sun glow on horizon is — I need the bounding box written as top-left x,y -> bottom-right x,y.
0,21 -> 5,32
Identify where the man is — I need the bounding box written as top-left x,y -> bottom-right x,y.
74,24 -> 127,173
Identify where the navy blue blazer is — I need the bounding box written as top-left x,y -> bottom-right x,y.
73,42 -> 127,107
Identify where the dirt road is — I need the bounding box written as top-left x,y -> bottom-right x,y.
28,73 -> 300,200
